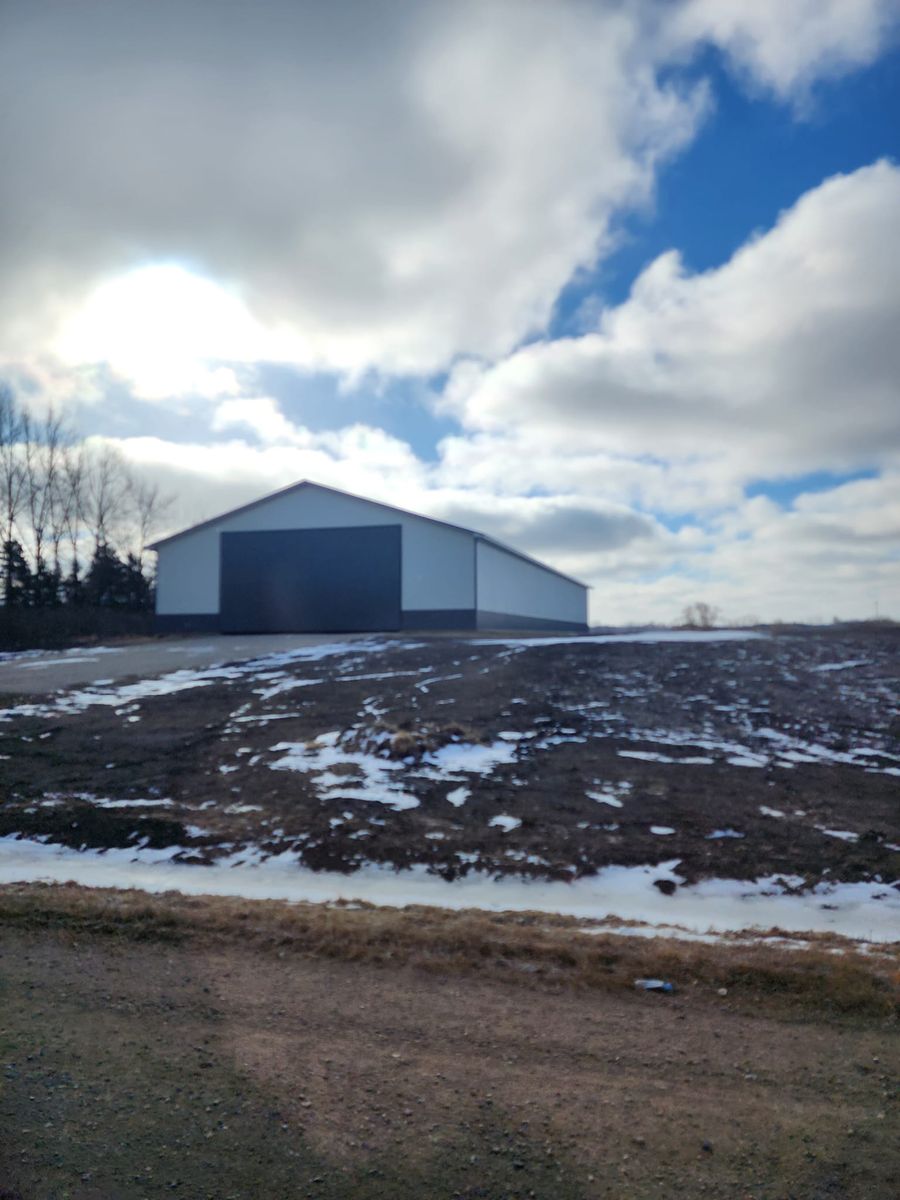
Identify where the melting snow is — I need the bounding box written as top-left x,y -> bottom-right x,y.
253,677 -> 321,701
63,796 -> 174,810
817,828 -> 860,843
270,734 -> 420,812
20,656 -> 100,669
619,750 -> 677,763
587,790 -> 623,808
812,660 -> 870,672
268,729 -> 519,812
488,815 -> 521,832
2,837 -> 896,941
0,638 -> 402,723
424,741 -> 518,774
472,630 -> 767,648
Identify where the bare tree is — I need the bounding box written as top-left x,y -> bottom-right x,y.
0,384 -> 27,605
0,387 -> 161,614
61,440 -> 89,585
127,475 -> 173,569
84,442 -> 129,554
46,412 -> 75,582
22,405 -> 68,594
680,601 -> 720,630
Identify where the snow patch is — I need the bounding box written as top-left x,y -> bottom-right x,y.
812,660 -> 870,672
472,630 -> 767,648
587,790 -> 623,808
817,828 -> 860,843
269,733 -> 420,812
488,815 -> 521,832
2,837 -> 896,942
424,740 -> 518,774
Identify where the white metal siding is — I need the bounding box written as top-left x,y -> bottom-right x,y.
155,486 -> 475,616
476,540 -> 587,625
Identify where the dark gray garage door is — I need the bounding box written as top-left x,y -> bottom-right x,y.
220,525 -> 402,633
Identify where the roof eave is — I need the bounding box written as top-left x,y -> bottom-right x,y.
147,478 -> 589,589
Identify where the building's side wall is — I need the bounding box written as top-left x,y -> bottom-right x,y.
475,540 -> 588,631
155,486 -> 476,624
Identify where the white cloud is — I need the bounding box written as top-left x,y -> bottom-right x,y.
117,422 -> 430,535
0,0 -> 708,379
2,0 -> 894,386
211,397 -> 300,445
85,154 -> 900,627
9,0 -> 896,385
671,0 -> 898,100
443,161 -> 900,483
2,1 -> 897,624
105,415 -> 899,626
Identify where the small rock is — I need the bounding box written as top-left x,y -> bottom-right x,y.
717,987 -> 728,997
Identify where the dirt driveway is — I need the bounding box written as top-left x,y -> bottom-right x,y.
0,633 -> 363,695
1,919 -> 897,1200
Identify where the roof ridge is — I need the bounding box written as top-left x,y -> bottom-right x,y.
149,478 -> 589,589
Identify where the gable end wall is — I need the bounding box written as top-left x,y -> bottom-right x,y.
155,487 -> 476,617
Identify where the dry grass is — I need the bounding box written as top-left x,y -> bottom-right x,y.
349,719 -> 485,760
2,881 -> 897,1020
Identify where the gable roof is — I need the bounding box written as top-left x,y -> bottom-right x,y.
149,479 -> 588,590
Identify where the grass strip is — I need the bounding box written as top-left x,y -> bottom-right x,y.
1,880 -> 897,1020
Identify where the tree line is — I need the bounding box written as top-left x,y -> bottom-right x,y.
0,384 -> 170,611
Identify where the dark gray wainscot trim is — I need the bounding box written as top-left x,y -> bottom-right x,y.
476,610 -> 588,633
155,613 -> 221,634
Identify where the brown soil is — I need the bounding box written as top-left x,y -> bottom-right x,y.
1,899 -> 898,1200
1,629 -> 898,892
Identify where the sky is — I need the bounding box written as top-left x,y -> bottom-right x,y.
2,0 -> 899,625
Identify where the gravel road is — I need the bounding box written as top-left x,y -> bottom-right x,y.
1,925 -> 897,1199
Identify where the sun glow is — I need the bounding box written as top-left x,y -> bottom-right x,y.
56,263 -> 296,399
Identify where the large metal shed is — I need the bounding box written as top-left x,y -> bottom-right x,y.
150,481 -> 588,634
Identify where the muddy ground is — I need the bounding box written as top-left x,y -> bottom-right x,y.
1,917 -> 898,1200
0,628 -> 898,889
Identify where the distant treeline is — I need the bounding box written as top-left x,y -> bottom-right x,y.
0,383 -> 170,617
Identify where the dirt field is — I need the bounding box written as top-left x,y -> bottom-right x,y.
1,888 -> 898,1200
1,628 -> 898,896
1,629 -> 898,1197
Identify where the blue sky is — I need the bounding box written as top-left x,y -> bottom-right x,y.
558,40 -> 900,314
2,0 -> 899,623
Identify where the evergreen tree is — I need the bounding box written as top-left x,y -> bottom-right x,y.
123,552 -> 152,610
29,559 -> 61,608
1,539 -> 32,607
63,558 -> 84,607
84,543 -> 129,608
